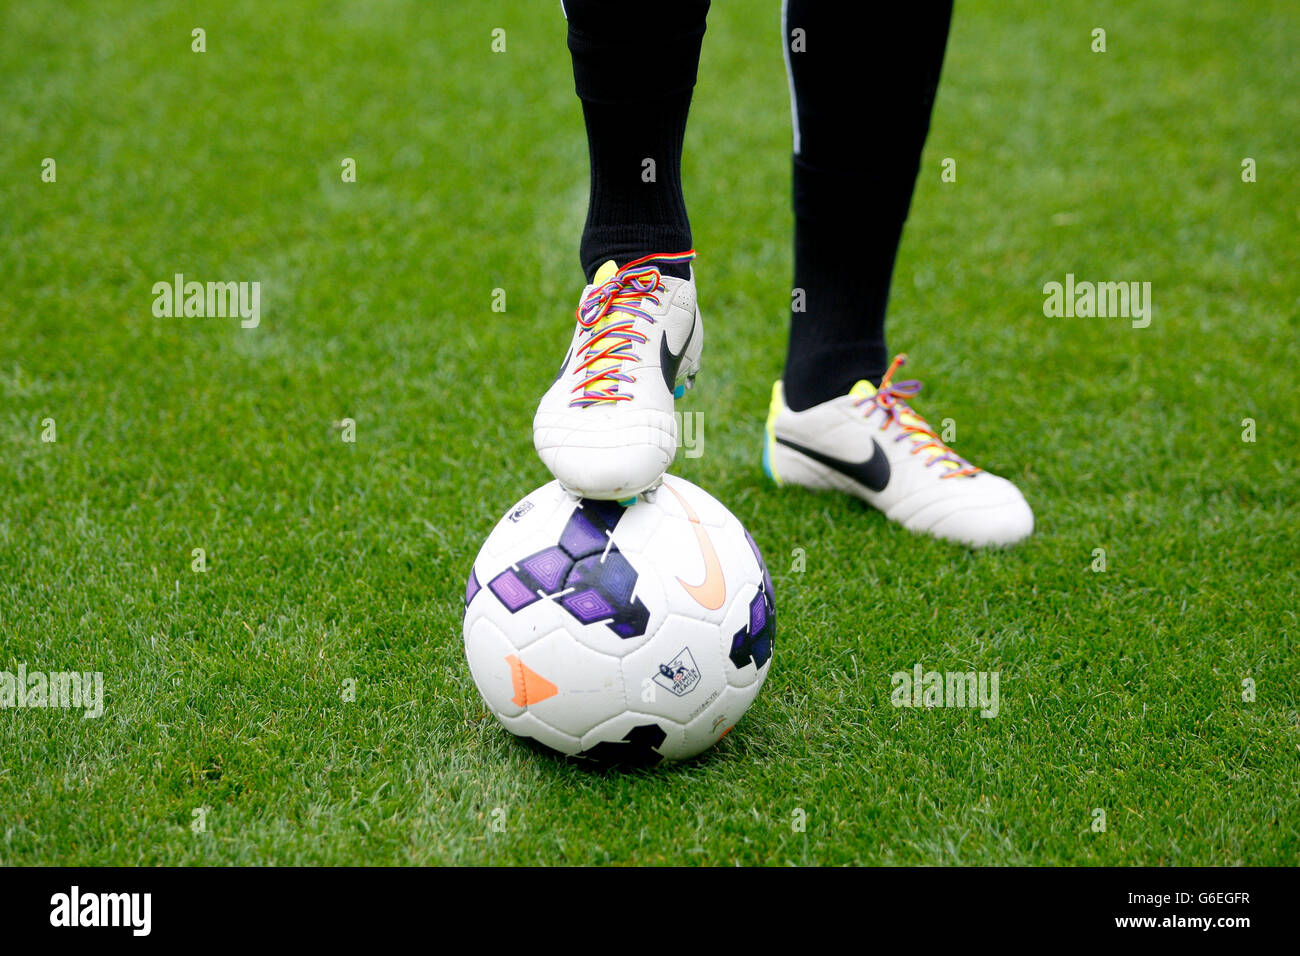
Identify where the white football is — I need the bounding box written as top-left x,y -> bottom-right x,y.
463,475 -> 775,765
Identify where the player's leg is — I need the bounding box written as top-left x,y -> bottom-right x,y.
782,2 -> 951,404
533,0 -> 709,501
765,1 -> 1033,548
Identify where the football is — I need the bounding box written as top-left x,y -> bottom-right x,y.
463,475 -> 776,765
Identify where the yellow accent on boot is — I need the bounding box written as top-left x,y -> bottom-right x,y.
763,380 -> 785,485
583,260 -> 637,384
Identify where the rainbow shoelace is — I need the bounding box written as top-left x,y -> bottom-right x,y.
856,354 -> 981,478
568,250 -> 695,408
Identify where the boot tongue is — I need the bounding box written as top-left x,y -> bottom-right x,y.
850,378 -> 929,436
581,260 -> 638,395
592,260 -> 620,285
590,261 -> 650,335
590,259 -> 644,329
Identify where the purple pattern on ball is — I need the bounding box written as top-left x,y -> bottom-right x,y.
600,551 -> 637,603
482,498 -> 648,638
563,588 -> 614,624
560,512 -> 608,559
566,554 -> 605,592
750,591 -> 767,635
730,576 -> 775,670
745,528 -> 774,598
464,568 -> 481,607
489,569 -> 538,612
521,547 -> 571,592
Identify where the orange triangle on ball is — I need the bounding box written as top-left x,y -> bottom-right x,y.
505,654 -> 558,707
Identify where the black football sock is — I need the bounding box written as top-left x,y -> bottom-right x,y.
565,0 -> 710,281
577,93 -> 694,280
781,1 -> 953,409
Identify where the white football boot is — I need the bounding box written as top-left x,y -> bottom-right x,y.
764,355 -> 1033,548
533,251 -> 703,500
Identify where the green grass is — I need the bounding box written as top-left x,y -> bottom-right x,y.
1,0 -> 1297,865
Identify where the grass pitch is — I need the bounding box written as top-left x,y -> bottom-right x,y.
1,0 -> 1297,865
